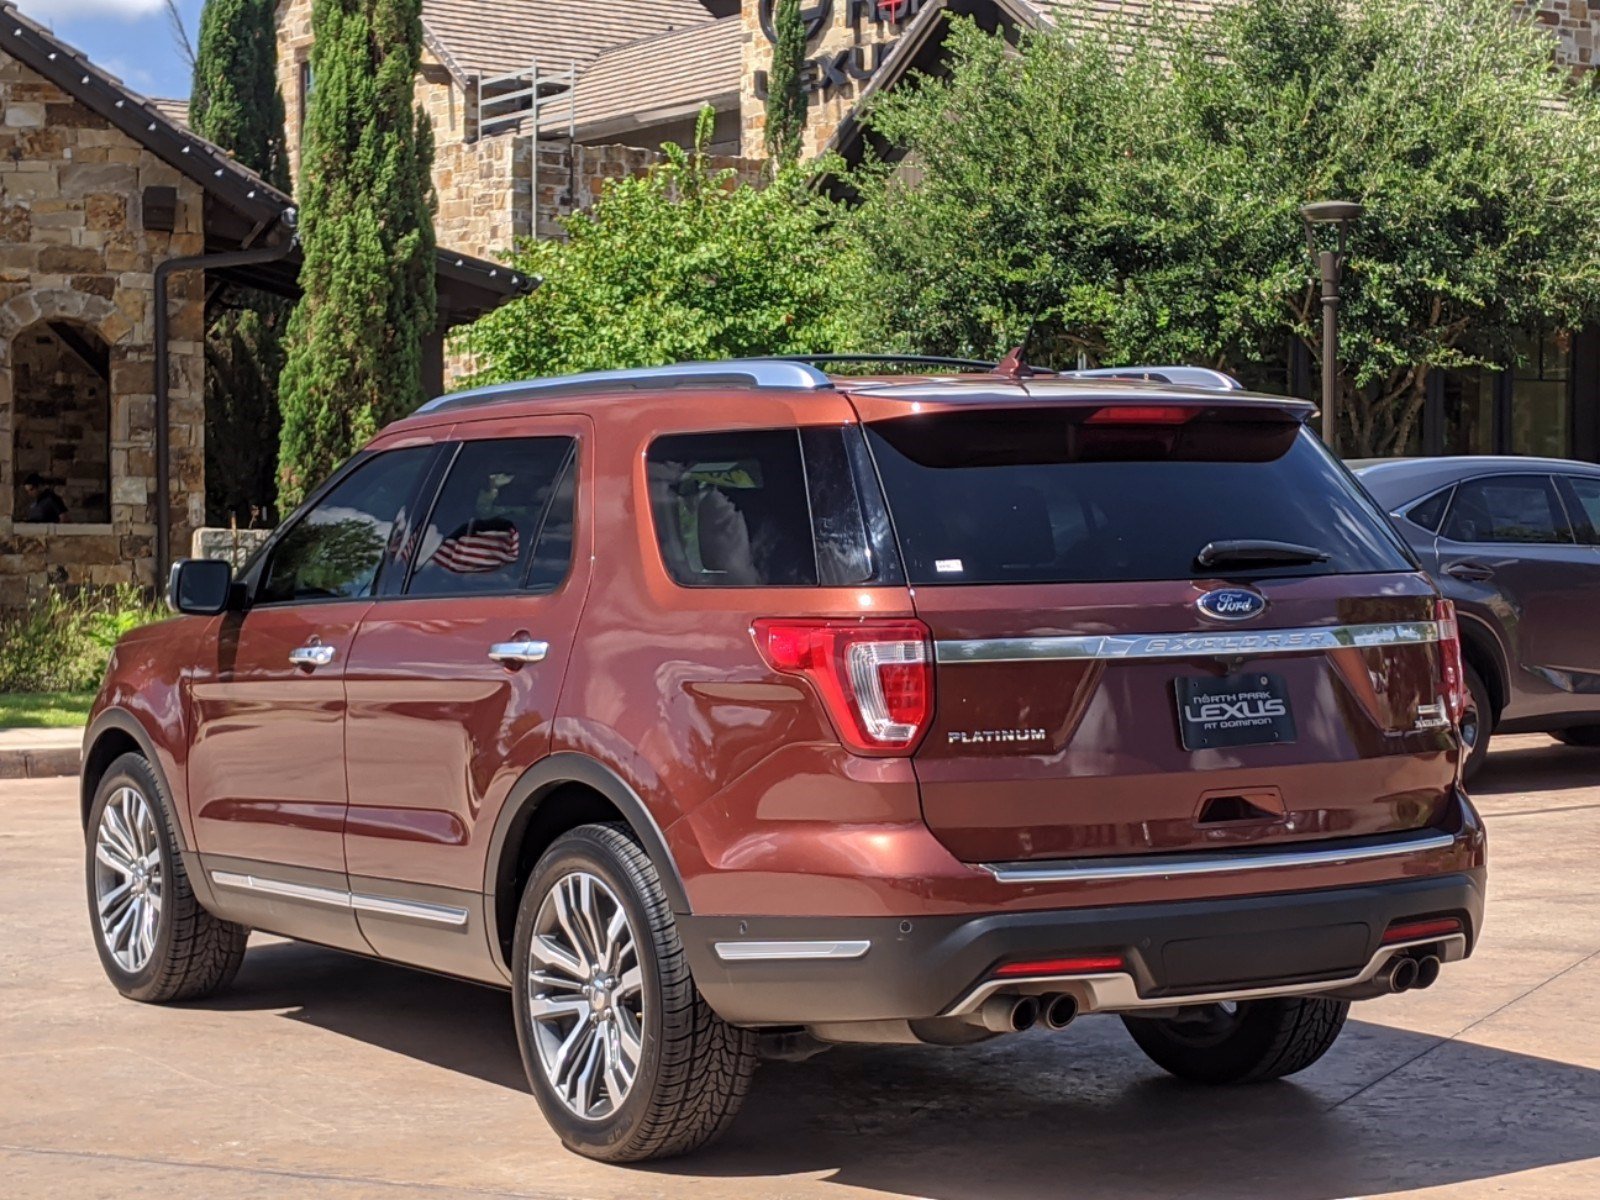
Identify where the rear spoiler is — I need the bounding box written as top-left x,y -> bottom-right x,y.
1060,366 -> 1244,391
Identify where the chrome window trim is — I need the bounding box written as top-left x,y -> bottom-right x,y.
942,933 -> 1468,1017
981,830 -> 1458,885
935,620 -> 1442,665
713,939 -> 872,962
210,870 -> 470,927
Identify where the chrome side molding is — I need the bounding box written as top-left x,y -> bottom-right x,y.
210,871 -> 470,927
713,939 -> 872,962
936,620 -> 1443,665
982,830 -> 1458,885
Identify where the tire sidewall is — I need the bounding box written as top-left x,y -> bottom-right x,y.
85,754 -> 181,1001
1462,664 -> 1492,779
511,828 -> 668,1156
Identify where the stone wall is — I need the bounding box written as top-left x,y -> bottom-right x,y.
0,52 -> 206,608
1530,0 -> 1598,70
740,0 -> 920,158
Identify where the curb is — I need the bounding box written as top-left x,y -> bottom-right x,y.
0,747 -> 81,780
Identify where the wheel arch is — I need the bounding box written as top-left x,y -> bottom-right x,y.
80,708 -> 184,848
483,753 -> 690,970
1456,612 -> 1508,721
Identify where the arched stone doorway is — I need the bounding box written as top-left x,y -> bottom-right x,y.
9,320 -> 112,524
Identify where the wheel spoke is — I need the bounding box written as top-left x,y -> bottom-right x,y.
615,964 -> 643,1001
95,841 -> 135,877
529,934 -> 585,981
102,805 -> 140,862
98,878 -> 134,920
95,785 -> 163,974
573,1023 -> 605,1115
614,1007 -> 643,1067
573,875 -> 607,969
526,995 -> 589,1022
529,969 -> 584,992
602,1022 -> 631,1104
552,879 -> 595,972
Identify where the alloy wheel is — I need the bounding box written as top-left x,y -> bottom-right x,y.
94,785 -> 163,973
526,869 -> 645,1121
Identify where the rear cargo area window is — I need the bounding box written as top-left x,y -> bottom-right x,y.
647,428 -> 897,588
865,409 -> 1411,585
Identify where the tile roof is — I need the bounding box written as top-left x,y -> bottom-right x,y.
149,96 -> 189,128
540,16 -> 740,140
420,0 -> 714,78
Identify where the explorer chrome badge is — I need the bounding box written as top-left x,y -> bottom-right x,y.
1196,588 -> 1267,622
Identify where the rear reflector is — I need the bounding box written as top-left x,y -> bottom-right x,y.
1382,917 -> 1463,945
753,618 -> 933,756
1084,405 -> 1202,426
1436,599 -> 1467,724
993,955 -> 1126,978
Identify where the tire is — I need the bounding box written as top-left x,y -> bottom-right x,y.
511,823 -> 757,1162
1552,726 -> 1600,748
85,752 -> 249,1003
1121,996 -> 1349,1084
1461,664 -> 1493,780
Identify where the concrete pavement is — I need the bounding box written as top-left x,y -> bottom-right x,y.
2,734 -> 1597,1199
0,726 -> 79,779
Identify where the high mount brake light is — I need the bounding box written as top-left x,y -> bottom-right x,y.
753,619 -> 933,756
1437,599 -> 1467,724
1084,405 -> 1203,426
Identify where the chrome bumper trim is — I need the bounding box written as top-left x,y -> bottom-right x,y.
935,620 -> 1442,665
982,830 -> 1458,885
942,933 -> 1469,1017
713,939 -> 872,962
210,871 -> 470,927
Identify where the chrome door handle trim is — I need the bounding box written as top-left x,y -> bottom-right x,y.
488,640 -> 549,665
288,643 -> 337,668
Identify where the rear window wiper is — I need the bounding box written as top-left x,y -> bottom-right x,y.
1194,539 -> 1331,571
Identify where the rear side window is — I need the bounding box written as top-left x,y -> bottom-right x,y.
864,410 -> 1411,585
408,437 -> 575,596
1441,475 -> 1570,545
647,428 -> 897,588
1403,488 -> 1452,533
259,447 -> 431,603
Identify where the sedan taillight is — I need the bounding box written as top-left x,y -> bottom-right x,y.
753,619 -> 934,756
1437,599 -> 1467,724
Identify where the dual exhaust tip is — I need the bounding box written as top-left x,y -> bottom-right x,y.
1382,953 -> 1442,994
977,992 -> 1079,1034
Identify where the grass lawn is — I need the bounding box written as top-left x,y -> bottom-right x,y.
0,692 -> 94,729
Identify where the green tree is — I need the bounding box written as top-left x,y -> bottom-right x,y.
458,109 -> 848,383
191,0 -> 290,524
845,0 -> 1600,455
276,0 -> 436,509
765,0 -> 807,164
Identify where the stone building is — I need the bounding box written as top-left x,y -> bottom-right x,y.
0,2 -> 521,608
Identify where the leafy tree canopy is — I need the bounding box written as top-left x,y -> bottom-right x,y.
190,0 -> 288,189
844,0 -> 1600,454
457,109 -> 849,384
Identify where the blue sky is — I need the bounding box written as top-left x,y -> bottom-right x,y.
21,0 -> 203,101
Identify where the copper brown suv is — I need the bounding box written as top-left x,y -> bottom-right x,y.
82,357 -> 1487,1162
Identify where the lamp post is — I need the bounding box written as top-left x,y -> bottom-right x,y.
1301,200 -> 1364,452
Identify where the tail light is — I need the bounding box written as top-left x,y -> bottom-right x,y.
1084,404 -> 1202,426
753,618 -> 934,756
1382,916 -> 1463,945
993,955 -> 1126,978
1437,599 -> 1467,723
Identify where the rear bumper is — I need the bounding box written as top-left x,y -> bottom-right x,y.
679,868 -> 1486,1027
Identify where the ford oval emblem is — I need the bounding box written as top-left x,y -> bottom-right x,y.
1197,588 -> 1266,622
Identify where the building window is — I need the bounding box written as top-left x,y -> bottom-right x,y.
299,59 -> 314,138
10,321 -> 111,525
1510,328 -> 1571,458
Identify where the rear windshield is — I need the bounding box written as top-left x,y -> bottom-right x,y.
864,408 -> 1412,585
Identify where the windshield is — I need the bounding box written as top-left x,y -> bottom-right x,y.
864,408 -> 1412,585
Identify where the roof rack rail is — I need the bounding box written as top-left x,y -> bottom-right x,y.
417,359 -> 834,414
1061,366 -> 1245,391
775,354 -> 1000,372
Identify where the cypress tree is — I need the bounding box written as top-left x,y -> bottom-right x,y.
276,0 -> 436,509
190,0 -> 290,525
765,0 -> 807,164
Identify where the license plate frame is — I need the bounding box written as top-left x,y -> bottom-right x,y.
1175,672 -> 1297,750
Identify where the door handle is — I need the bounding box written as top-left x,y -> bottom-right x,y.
488,640 -> 549,666
1444,561 -> 1494,582
288,642 -> 337,669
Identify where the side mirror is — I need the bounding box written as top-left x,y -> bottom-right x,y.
167,558 -> 234,616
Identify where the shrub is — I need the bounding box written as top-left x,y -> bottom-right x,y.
0,587 -> 167,694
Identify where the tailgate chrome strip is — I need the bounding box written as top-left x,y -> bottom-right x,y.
982,830 -> 1458,884
935,620 -> 1442,664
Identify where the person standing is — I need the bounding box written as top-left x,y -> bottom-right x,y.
21,473 -> 67,523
